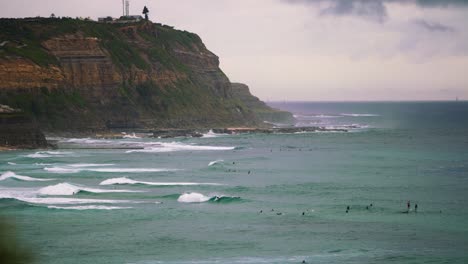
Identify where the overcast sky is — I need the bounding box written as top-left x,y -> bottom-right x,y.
1,0 -> 468,101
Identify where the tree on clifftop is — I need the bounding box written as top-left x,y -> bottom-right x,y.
142,6 -> 149,20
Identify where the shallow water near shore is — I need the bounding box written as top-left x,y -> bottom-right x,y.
1,101 -> 468,264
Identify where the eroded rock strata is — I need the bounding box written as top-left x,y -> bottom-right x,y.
0,18 -> 292,134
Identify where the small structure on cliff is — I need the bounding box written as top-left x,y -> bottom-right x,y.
98,0 -> 144,23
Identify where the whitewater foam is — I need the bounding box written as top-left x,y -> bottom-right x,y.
208,160 -> 224,166
26,151 -> 74,158
100,177 -> 222,186
44,166 -> 176,174
38,183 -> 142,196
122,132 -> 141,139
341,113 -> 380,117
126,142 -> 235,153
0,171 -> 54,182
7,162 -> 17,165
177,192 -> 211,203
0,186 -> 137,207
64,138 -> 113,144
202,130 -> 228,138
294,114 -> 342,119
176,192 -> 239,203
68,163 -> 115,168
48,205 -> 133,210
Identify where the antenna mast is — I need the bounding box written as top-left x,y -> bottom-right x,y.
125,0 -> 130,16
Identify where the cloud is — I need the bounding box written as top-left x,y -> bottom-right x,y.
284,0 -> 388,22
413,19 -> 455,32
282,0 -> 468,22
414,0 -> 468,7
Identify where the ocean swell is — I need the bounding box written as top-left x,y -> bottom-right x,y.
0,171 -> 54,182
100,177 -> 222,186
38,183 -> 142,196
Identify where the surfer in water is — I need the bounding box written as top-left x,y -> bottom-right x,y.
415,203 -> 418,213
407,200 -> 410,212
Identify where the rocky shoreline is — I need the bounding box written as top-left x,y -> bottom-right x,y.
151,127 -> 347,138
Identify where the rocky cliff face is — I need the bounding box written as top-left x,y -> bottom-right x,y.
0,18 -> 264,132
0,104 -> 48,149
230,83 -> 296,125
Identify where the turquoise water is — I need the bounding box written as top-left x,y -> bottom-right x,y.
1,102 -> 468,263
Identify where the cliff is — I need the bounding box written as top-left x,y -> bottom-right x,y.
230,83 -> 295,125
0,18 -> 279,132
0,104 -> 48,149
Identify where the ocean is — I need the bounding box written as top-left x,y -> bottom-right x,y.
1,101 -> 468,264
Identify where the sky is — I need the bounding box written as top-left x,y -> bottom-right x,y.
1,0 -> 468,101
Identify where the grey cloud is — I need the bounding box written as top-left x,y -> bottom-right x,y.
282,0 -> 468,22
413,19 -> 455,32
320,0 -> 387,23
284,0 -> 388,22
414,0 -> 468,7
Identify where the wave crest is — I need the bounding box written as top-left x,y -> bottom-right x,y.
38,183 -> 141,196
177,192 -> 240,203
100,177 -> 222,186
0,171 -> 54,182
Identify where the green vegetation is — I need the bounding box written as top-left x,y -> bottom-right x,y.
0,18 -> 274,130
0,88 -> 90,129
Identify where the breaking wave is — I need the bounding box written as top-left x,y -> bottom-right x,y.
208,160 -> 224,167
294,114 -> 342,119
100,177 -> 222,186
340,113 -> 380,117
68,163 -> 115,168
177,192 -> 240,203
126,142 -> 235,153
48,205 -> 132,210
38,183 -> 142,196
25,151 -> 74,158
202,130 -> 228,138
122,132 -> 141,139
44,166 -> 176,174
0,187 -> 134,206
0,171 -> 54,182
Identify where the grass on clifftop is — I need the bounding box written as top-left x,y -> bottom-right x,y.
0,18 -> 204,72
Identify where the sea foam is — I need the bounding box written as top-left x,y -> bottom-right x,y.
0,187 -> 134,205
177,192 -> 240,203
202,130 -> 228,138
38,183 -> 142,196
341,113 -> 380,117
47,205 -> 132,210
44,166 -> 176,174
25,151 -> 74,158
126,142 -> 235,153
0,171 -> 54,182
100,177 -> 222,186
177,192 -> 211,203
